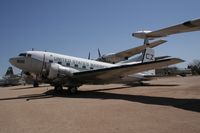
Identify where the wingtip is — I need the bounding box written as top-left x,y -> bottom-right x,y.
173,58 -> 185,63
162,40 -> 168,43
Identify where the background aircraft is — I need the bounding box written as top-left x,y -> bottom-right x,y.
96,18 -> 200,64
0,67 -> 24,86
96,40 -> 167,64
85,18 -> 200,85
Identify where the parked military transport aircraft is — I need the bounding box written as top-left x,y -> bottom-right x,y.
9,18 -> 200,94
97,18 -> 200,64
9,50 -> 182,93
87,18 -> 200,85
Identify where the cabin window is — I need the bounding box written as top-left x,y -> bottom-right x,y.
74,64 -> 78,68
49,60 -> 53,63
90,67 -> 93,70
82,65 -> 86,69
58,61 -> 62,65
66,62 -> 70,66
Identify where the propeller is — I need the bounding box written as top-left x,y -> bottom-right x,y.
98,48 -> 102,58
39,54 -> 49,79
88,52 -> 91,59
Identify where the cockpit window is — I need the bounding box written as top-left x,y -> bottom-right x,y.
19,53 -> 27,57
27,54 -> 32,57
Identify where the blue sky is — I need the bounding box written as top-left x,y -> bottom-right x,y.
0,0 -> 200,76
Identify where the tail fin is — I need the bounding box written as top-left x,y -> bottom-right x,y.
142,47 -> 155,63
5,67 -> 14,77
117,48 -> 155,64
142,48 -> 155,75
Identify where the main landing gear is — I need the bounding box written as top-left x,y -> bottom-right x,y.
54,86 -> 78,94
67,87 -> 78,94
33,81 -> 39,87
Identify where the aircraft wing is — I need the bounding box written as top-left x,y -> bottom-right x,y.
133,18 -> 200,39
113,40 -> 166,59
73,58 -> 183,84
97,39 -> 166,63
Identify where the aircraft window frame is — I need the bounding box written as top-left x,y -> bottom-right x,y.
66,62 -> 70,66
74,64 -> 78,68
82,65 -> 86,69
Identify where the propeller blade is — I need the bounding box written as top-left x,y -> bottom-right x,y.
98,48 -> 102,57
88,52 -> 91,59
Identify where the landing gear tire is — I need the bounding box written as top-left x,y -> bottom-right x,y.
54,86 -> 63,93
139,81 -> 144,86
68,87 -> 78,94
33,81 -> 39,87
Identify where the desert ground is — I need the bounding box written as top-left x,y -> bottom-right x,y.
0,76 -> 199,133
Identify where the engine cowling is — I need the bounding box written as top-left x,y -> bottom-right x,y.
48,63 -> 79,79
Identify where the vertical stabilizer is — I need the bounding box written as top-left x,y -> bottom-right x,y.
142,48 -> 155,75
5,67 -> 14,77
142,47 -> 155,63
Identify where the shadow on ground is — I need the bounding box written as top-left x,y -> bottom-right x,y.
126,83 -> 179,87
10,85 -> 50,90
0,86 -> 199,113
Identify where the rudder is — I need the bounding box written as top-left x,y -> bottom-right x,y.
5,67 -> 14,76
142,47 -> 155,63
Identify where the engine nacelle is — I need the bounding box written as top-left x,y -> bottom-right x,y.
48,63 -> 79,79
132,30 -> 152,39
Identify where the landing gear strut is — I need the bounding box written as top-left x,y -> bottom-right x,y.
33,81 -> 39,87
53,85 -> 78,94
67,87 -> 78,94
54,85 -> 63,92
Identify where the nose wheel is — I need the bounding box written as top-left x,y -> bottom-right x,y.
54,85 -> 63,93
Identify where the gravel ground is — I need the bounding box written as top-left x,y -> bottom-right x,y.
0,76 -> 199,133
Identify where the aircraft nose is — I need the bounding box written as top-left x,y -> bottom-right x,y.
9,57 -> 17,66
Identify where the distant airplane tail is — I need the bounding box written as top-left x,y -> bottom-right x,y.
119,47 -> 155,64
142,47 -> 155,63
142,48 -> 155,76
5,67 -> 14,77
